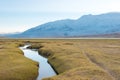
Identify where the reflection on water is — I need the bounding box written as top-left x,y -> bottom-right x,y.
20,45 -> 56,80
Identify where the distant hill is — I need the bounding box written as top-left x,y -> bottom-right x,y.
7,12 -> 120,38
0,32 -> 21,38
84,33 -> 120,38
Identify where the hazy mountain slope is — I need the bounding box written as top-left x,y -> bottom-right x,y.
0,32 -> 21,38
10,12 -> 120,38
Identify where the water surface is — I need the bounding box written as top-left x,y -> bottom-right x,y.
20,45 -> 56,80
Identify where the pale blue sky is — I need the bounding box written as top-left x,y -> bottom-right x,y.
0,0 -> 120,33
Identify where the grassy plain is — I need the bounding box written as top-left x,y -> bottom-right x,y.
0,39 -> 120,80
27,39 -> 120,80
0,39 -> 38,80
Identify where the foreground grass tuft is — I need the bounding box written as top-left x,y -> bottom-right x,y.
0,39 -> 38,80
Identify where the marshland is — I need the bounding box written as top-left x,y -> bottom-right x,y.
0,39 -> 120,80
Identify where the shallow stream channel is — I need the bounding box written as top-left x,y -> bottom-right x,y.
20,45 -> 56,80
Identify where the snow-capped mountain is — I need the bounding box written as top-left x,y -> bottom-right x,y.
9,12 -> 120,38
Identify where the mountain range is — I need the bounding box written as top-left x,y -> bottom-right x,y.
3,12 -> 120,38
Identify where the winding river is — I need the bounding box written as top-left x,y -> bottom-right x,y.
20,45 -> 56,80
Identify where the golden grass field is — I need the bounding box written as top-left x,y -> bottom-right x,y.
0,39 -> 38,80
0,39 -> 120,80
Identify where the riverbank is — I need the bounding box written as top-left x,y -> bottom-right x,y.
20,45 -> 56,80
28,39 -> 120,80
0,39 -> 120,80
0,39 -> 38,80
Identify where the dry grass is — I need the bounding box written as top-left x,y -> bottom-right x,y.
28,39 -> 120,80
0,39 -> 120,80
0,39 -> 38,80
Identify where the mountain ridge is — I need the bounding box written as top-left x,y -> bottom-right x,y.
6,12 -> 120,38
